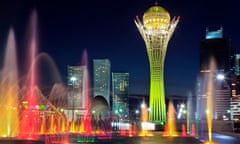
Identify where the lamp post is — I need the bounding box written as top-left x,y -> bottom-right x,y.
216,73 -> 225,80
71,76 -> 77,122
215,73 -> 232,120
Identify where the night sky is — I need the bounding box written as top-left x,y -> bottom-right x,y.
0,0 -> 239,97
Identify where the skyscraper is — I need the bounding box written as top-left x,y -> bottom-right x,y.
135,4 -> 179,123
200,27 -> 231,72
198,27 -> 232,120
235,54 -> 240,76
93,59 -> 111,106
230,54 -> 240,120
67,65 -> 87,120
112,72 -> 129,119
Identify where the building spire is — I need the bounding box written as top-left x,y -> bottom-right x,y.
220,25 -> 223,31
206,27 -> 209,32
155,0 -> 158,6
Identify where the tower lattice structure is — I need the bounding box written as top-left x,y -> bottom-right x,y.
135,4 -> 179,123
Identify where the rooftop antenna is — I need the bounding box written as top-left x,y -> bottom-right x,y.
220,25 -> 223,29
220,25 -> 223,37
220,25 -> 223,31
206,27 -> 209,32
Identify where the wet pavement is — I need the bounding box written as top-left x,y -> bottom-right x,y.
1,132 -> 239,144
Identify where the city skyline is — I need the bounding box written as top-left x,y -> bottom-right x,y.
0,0 -> 239,97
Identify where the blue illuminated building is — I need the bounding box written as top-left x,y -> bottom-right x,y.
205,27 -> 223,39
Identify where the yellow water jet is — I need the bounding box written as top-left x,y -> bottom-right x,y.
206,57 -> 216,143
163,100 -> 178,136
139,99 -> 153,136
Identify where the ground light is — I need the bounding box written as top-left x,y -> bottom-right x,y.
204,142 -> 217,144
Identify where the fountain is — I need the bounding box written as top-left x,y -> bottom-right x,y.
67,50 -> 94,135
0,6 -> 203,144
18,10 -> 41,139
163,100 -> 178,136
80,50 -> 92,135
204,57 -> 216,144
139,98 -> 153,136
0,28 -> 19,138
181,124 -> 186,136
191,123 -> 196,137
0,10 -> 69,141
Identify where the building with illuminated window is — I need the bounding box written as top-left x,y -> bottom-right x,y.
112,72 -> 129,119
197,27 -> 232,120
230,54 -> 240,120
200,27 -> 231,72
235,54 -> 240,76
93,59 -> 111,106
67,65 -> 88,121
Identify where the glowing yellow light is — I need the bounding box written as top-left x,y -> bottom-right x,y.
206,109 -> 209,114
143,6 -> 170,30
204,141 -> 216,144
22,101 -> 28,104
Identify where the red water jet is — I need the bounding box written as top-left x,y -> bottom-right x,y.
192,123 -> 196,137
182,124 -> 187,136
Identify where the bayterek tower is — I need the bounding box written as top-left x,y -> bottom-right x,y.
135,3 -> 179,123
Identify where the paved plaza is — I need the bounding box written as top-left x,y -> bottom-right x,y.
1,131 -> 240,144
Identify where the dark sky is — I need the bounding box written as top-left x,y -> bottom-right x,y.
0,0 -> 239,96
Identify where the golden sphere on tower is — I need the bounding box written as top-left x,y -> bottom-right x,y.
143,5 -> 170,30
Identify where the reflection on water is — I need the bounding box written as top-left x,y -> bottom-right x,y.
0,133 -> 201,144
0,140 -> 44,144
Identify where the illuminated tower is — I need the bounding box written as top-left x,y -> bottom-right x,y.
135,4 -> 179,123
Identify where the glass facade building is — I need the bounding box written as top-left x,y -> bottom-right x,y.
112,72 -> 129,119
93,59 -> 111,106
230,54 -> 240,120
67,65 -> 87,120
200,27 -> 232,72
197,28 -> 232,120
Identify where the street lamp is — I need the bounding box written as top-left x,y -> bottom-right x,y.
216,73 -> 225,80
71,76 -> 76,121
215,72 -> 232,120
135,110 -> 139,114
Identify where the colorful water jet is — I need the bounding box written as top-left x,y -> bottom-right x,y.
0,9 -> 104,142
0,28 -> 19,137
205,57 -> 216,144
191,123 -> 196,137
18,10 -> 40,139
182,124 -> 187,136
68,50 -> 94,135
0,11 -> 67,139
163,100 -> 178,136
78,50 -> 93,135
139,99 -> 153,136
